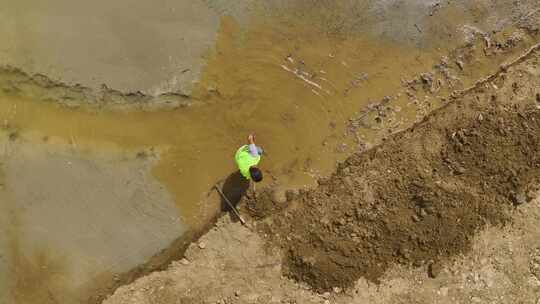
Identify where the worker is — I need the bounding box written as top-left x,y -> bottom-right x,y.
235,134 -> 263,182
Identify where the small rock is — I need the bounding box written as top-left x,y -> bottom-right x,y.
428,262 -> 441,278
234,291 -> 240,297
8,131 -> 18,141
455,166 -> 466,175
180,258 -> 190,265
343,177 -> 354,189
527,189 -> 538,202
441,56 -> 449,66
272,188 -> 287,204
412,214 -> 421,222
420,73 -> 434,86
198,242 -> 206,249
285,189 -> 299,201
511,192 -> 527,206
336,143 -> 348,152
478,114 -> 483,121
456,60 -> 464,70
424,205 -> 435,215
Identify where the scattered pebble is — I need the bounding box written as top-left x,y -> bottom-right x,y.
198,242 -> 206,249
286,189 -> 299,201
429,262 -> 442,278
272,188 -> 287,204
512,192 -> 527,206
455,166 -> 467,175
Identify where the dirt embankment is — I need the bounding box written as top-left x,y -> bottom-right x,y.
245,51 -> 540,291
104,49 -> 540,304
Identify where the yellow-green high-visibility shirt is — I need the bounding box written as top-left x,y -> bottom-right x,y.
235,145 -> 261,179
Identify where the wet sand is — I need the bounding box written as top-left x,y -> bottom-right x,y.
0,139 -> 185,304
0,0 -> 247,95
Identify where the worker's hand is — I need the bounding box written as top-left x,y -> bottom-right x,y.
248,134 -> 255,144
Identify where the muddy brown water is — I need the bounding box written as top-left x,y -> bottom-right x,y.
0,17 -> 447,221
0,2 -> 538,303
246,52 -> 540,290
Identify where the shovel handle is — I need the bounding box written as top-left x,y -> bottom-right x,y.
214,185 -> 246,225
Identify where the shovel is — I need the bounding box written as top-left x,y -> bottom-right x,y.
214,184 -> 247,225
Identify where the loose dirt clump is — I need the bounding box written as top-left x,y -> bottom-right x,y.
244,189 -> 288,220
245,54 -> 540,292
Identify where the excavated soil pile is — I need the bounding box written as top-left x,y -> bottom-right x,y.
245,56 -> 540,292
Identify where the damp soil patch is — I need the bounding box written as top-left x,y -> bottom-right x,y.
244,61 -> 540,292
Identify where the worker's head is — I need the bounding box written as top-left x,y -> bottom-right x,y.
249,167 -> 263,183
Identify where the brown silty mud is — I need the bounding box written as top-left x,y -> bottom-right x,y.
245,50 -> 540,292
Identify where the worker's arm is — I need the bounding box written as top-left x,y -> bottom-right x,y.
248,134 -> 255,145
247,134 -> 262,157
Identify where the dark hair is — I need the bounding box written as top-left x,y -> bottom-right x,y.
249,167 -> 263,182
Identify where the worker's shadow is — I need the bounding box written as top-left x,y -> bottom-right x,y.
219,171 -> 250,221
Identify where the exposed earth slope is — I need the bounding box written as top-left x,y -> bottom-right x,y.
104,40 -> 540,304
